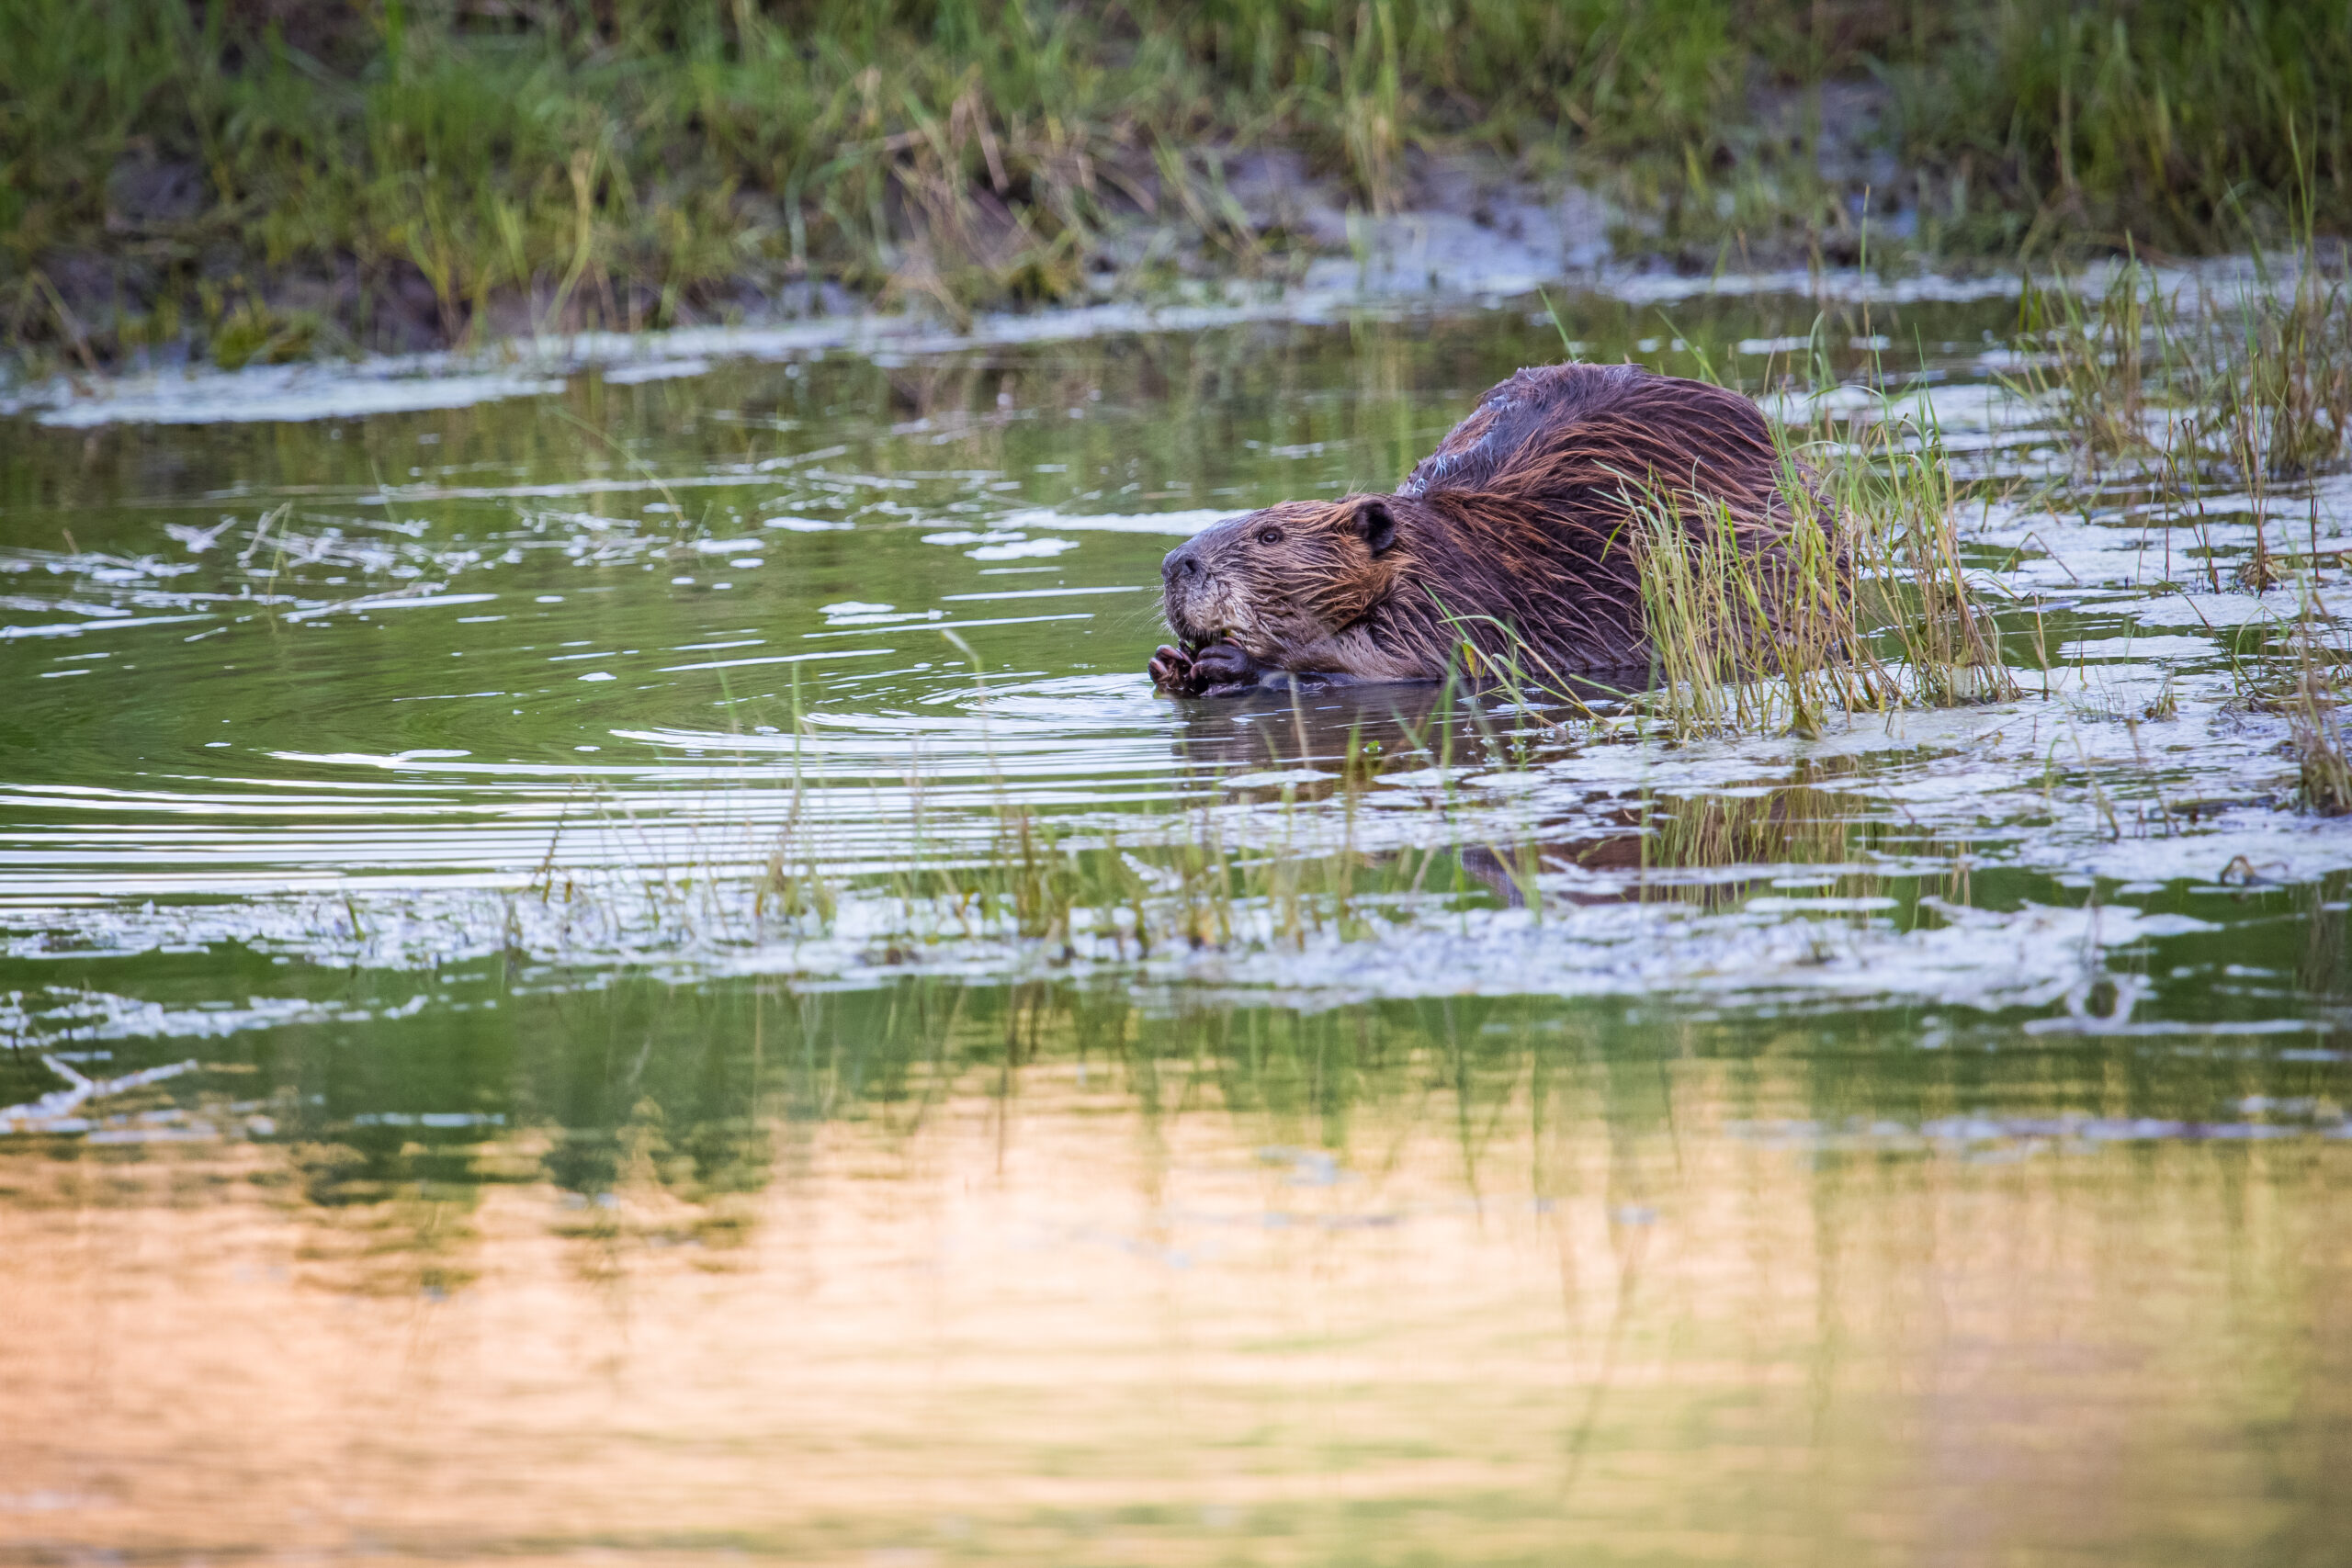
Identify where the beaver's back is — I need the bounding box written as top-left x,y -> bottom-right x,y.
1397,362 -> 1782,515
1364,362 -> 1815,674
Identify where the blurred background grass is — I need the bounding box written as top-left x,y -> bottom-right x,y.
2,0 -> 2346,367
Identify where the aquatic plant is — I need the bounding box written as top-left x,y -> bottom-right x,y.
2007,258 -> 2186,464
2255,577 -> 2352,818
1837,402 -> 2020,709
2199,259 -> 2352,487
1994,215 -> 2350,814
1625,486 -> 1865,739
2002,214 -> 2348,497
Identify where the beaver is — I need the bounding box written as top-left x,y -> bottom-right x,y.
1148,361 -> 1818,697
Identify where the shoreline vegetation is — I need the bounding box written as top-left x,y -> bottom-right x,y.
3,0 -> 2346,374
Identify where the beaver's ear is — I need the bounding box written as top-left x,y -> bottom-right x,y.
1353,497 -> 1397,555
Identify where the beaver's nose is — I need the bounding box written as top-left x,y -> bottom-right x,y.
1163,549 -> 1201,581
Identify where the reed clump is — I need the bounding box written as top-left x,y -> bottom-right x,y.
1622,389 -> 2018,739
1627,488 -> 1867,739
2243,581 -> 2352,818
1832,407 -> 2019,709
2008,259 -> 2181,464
2007,246 -> 2350,491
2013,240 -> 2352,818
2231,247 -> 2352,815
2201,260 -> 2352,485
2288,674 -> 2352,818
1988,235 -> 2352,818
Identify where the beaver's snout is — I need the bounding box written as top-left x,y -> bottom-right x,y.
1160,541 -> 1217,647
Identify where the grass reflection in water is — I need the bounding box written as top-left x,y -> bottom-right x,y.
1,981 -> 2346,1564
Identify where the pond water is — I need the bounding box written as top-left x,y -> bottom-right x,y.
2,284 -> 2348,1565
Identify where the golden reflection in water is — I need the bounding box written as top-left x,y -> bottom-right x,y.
1,1057 -> 2346,1566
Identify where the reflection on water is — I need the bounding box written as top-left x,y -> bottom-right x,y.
4,286 -> 2351,1562
2,983 -> 2346,1564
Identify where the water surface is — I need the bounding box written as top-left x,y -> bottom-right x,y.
3,286 -> 2347,1564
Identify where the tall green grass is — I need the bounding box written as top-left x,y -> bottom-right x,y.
3,0 -> 2346,367
1888,0 -> 2351,255
1626,486 -> 1865,739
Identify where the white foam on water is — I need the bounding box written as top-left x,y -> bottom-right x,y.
26,366 -> 567,427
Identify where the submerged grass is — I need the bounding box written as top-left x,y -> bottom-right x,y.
2013,250 -> 2351,488
2010,257 -> 2181,463
1996,220 -> 2352,811
524,688 -> 1948,973
2205,258 -> 2352,487
2279,585 -> 2352,816
3,0 -> 2347,367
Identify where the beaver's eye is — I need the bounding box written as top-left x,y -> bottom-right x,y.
1258,526 -> 1283,546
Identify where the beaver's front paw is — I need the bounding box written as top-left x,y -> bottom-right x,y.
1188,639 -> 1260,696
1149,643 -> 1202,695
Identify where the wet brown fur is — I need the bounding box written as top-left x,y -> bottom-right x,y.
1152,362 -> 1825,694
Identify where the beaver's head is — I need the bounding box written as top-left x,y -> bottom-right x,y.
1160,496 -> 1408,659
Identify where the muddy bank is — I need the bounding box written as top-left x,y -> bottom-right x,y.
14,126 -> 1974,385
20,244 -> 2328,433
2,248 -> 2051,430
